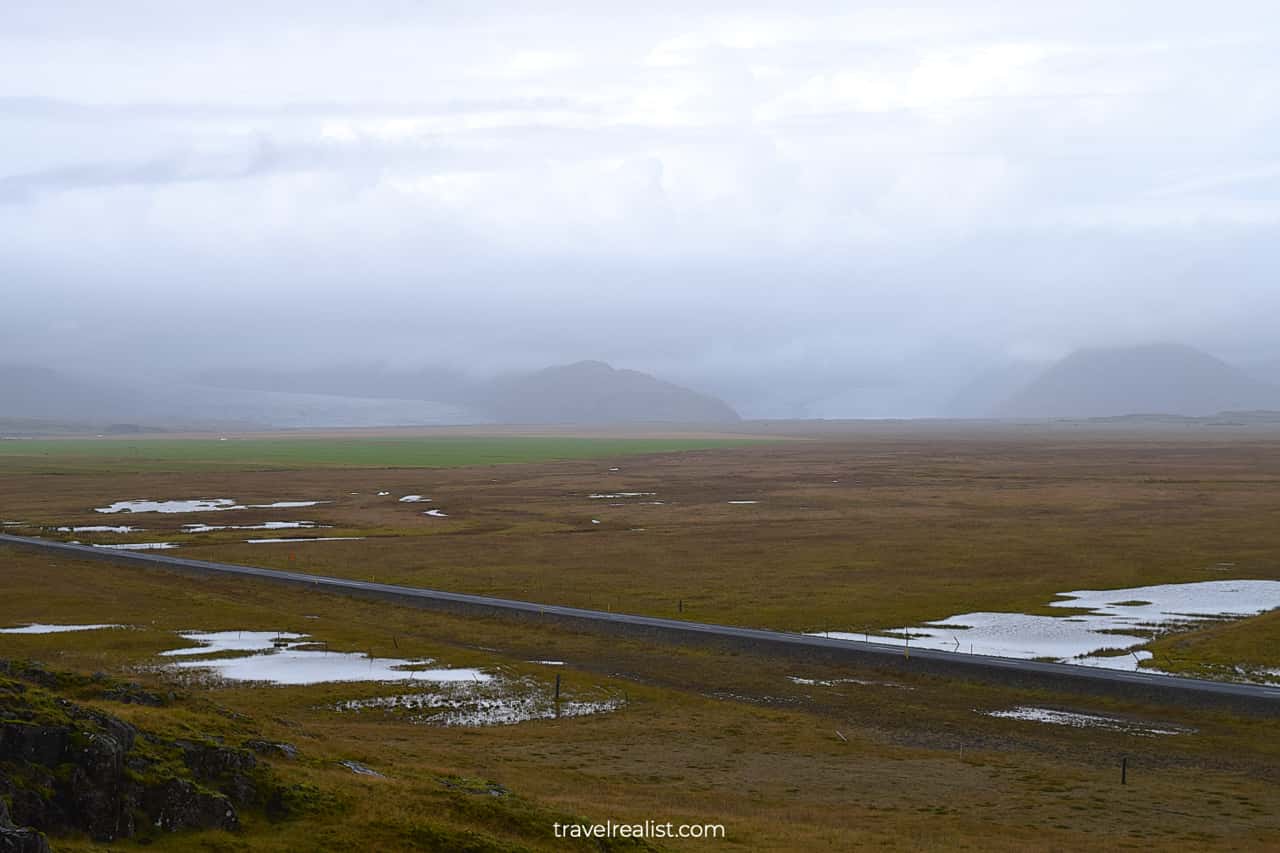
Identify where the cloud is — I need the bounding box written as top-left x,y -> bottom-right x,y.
1,0 -> 1278,416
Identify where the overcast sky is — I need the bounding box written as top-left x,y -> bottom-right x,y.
3,1 -> 1278,416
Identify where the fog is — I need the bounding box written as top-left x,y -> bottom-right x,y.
3,1 -> 1279,418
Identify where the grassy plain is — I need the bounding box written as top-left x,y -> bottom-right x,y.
0,435 -> 760,474
3,426 -> 1280,849
2,547 -> 1279,851
4,428 -> 1278,648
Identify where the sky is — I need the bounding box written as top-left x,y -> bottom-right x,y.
3,1 -> 1279,417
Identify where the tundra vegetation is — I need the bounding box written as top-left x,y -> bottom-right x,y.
2,426 -> 1279,849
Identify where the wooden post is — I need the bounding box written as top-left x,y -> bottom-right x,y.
554,674 -> 561,703
1121,757 -> 1127,785
678,598 -> 683,613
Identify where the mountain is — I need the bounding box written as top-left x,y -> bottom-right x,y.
1244,357 -> 1280,387
943,361 -> 1044,418
479,360 -> 741,424
195,364 -> 474,403
0,364 -> 480,432
0,364 -> 149,423
994,344 -> 1280,418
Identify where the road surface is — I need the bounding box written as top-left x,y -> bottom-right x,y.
3,532 -> 1278,711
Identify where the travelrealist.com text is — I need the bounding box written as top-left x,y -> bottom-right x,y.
553,820 -> 727,840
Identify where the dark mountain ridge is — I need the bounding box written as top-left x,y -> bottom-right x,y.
479,360 -> 740,424
994,343 -> 1280,418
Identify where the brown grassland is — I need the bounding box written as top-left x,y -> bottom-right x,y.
2,425 -> 1279,849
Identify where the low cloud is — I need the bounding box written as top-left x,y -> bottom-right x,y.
2,0 -> 1278,416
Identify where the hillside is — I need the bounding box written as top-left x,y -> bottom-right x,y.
0,364 -> 147,423
0,364 -> 476,432
944,361 -> 1044,418
994,343 -> 1280,418
480,360 -> 741,424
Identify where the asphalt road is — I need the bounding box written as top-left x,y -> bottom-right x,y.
4,532 -> 1279,710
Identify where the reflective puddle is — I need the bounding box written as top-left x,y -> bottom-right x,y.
787,675 -> 909,690
813,580 -> 1280,673
97,499 -> 241,514
985,706 -> 1193,736
159,630 -> 488,686
335,676 -> 623,727
94,542 -> 179,551
0,623 -> 124,634
245,537 -> 365,544
96,498 -> 330,514
182,521 -> 327,533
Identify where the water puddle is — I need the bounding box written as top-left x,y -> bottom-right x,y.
335,677 -> 622,727
423,509 -> 448,518
94,542 -> 179,551
985,706 -> 1193,736
245,537 -> 365,543
814,580 -> 1280,672
0,623 -> 124,634
727,500 -> 758,505
96,499 -> 241,514
787,675 -> 909,690
589,492 -> 655,499
96,499 -> 329,514
399,495 -> 429,503
159,630 -> 488,686
339,760 -> 385,778
160,631 -> 306,656
55,525 -> 145,533
1074,650 -> 1155,670
182,521 -> 326,533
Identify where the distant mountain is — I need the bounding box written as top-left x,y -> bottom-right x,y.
1,360 -> 737,431
0,364 -> 480,432
943,361 -> 1044,418
994,344 -> 1280,418
195,364 -> 474,403
480,360 -> 741,424
0,364 -> 148,423
1244,357 -> 1280,387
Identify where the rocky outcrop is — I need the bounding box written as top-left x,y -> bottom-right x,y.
0,713 -> 240,841
244,740 -> 299,760
0,660 -> 309,845
0,795 -> 50,853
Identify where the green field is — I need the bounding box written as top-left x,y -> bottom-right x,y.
0,436 -> 760,473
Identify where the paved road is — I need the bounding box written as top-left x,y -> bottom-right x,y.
4,532 -> 1279,710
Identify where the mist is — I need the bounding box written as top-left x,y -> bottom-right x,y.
4,1 -> 1280,419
